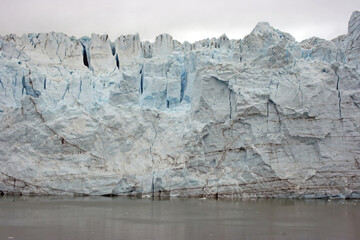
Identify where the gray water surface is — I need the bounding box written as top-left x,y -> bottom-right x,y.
0,196 -> 359,240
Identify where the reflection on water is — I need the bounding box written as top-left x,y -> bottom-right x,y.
0,196 -> 359,240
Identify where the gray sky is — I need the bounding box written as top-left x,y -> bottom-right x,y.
0,0 -> 359,43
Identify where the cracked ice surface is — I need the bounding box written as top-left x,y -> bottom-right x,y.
0,12 -> 360,198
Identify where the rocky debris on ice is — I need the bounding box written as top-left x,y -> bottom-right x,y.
0,12 -> 360,198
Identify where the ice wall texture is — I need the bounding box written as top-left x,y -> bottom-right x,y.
0,12 -> 360,198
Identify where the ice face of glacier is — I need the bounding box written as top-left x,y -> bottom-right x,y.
0,12 -> 360,198
333,11 -> 360,69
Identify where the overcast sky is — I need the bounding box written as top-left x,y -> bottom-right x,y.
0,0 -> 359,43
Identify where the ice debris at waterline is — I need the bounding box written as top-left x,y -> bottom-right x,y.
0,12 -> 360,198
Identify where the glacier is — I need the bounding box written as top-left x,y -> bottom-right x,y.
0,11 -> 360,198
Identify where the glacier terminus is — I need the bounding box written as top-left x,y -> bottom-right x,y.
0,12 -> 360,198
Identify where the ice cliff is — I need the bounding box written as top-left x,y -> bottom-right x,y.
1,12 -> 360,198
